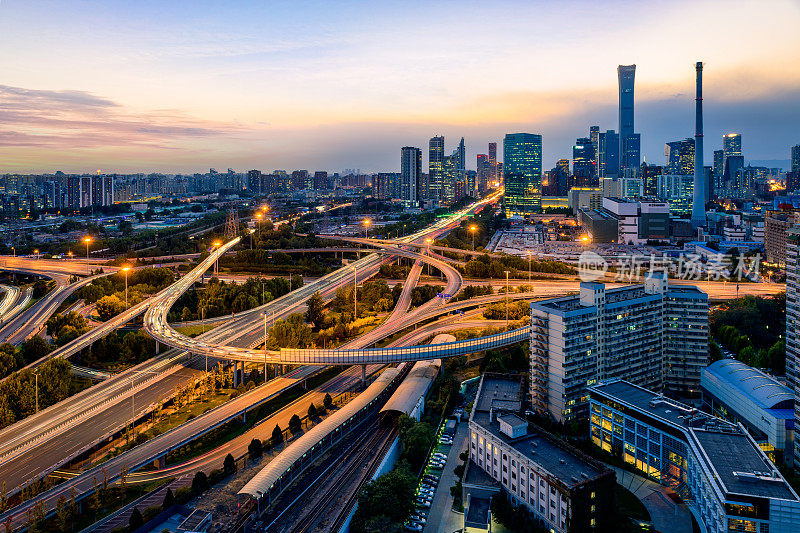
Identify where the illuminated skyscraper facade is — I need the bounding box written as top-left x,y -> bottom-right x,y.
503,133 -> 542,216
665,138 -> 695,175
618,65 -> 640,173
572,137 -> 596,186
428,136 -> 444,203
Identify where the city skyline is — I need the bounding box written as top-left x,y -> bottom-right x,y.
1,0 -> 800,173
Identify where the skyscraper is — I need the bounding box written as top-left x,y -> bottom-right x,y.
589,126 -> 600,174
723,133 -> 742,164
401,146 -> 422,205
428,136 -> 444,203
599,130 -> 620,178
618,64 -> 639,173
247,170 -> 262,195
692,61 -> 706,228
503,133 -> 542,216
789,145 -> 800,193
476,153 -> 490,194
488,142 -> 498,183
665,138 -> 695,175
572,137 -> 596,186
792,144 -> 800,175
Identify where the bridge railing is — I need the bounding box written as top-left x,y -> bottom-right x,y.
279,325 -> 531,364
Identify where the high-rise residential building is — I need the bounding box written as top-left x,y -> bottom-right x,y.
665,138 -> 695,175
529,273 -> 708,422
247,170 -> 262,195
440,137 -> 466,205
572,137 -> 596,186
589,125 -> 600,172
488,142 -> 498,183
622,133 -> 641,174
589,380 -> 800,533
789,145 -> 800,193
401,146 -> 422,205
428,136 -> 445,203
787,227 -> 800,466
765,210 -> 800,265
792,145 -> 800,174
313,171 -> 328,190
503,133 -> 542,216
291,170 -> 309,190
618,65 -> 640,173
466,374 -> 616,533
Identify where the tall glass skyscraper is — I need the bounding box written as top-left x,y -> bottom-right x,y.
723,133 -> 742,162
665,138 -> 695,175
618,65 -> 639,173
428,136 -> 444,203
503,133 -> 542,216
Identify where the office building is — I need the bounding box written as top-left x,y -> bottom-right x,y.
578,209 -> 618,243
657,174 -> 694,216
602,176 -> 642,199
428,136 -> 445,203
589,380 -> 800,533
618,65 -> 640,173
529,273 -> 708,422
598,130 -> 620,178
723,133 -> 742,166
503,133 -> 542,216
467,374 -> 616,533
713,149 -> 725,196
572,137 -> 596,185
401,146 -> 422,205
701,359 -> 794,464
665,138 -> 695,176
589,126 -> 600,173
549,159 -> 570,197
372,173 -> 400,200
787,228 -> 800,467
568,187 -> 602,215
640,163 -> 662,196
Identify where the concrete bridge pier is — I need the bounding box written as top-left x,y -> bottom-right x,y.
361,364 -> 366,388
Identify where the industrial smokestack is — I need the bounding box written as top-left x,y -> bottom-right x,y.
691,61 -> 706,229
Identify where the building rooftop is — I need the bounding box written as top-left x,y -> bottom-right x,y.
591,380 -> 799,503
692,430 -> 796,500
465,496 -> 491,529
474,374 -> 524,413
703,359 -> 793,411
472,374 -> 607,489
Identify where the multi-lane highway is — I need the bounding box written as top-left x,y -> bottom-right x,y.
0,192 -> 503,529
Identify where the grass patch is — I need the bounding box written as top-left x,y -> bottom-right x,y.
174,323 -> 222,337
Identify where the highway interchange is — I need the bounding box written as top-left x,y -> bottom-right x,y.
0,188 -> 785,531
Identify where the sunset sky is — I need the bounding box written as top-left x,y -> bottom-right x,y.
2,0 -> 800,173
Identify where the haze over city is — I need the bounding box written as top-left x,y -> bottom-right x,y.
2,0 -> 800,172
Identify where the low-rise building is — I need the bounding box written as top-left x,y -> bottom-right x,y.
701,359 -> 794,464
589,380 -> 800,533
467,374 -> 616,533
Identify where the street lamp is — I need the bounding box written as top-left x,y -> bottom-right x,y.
261,311 -> 269,383
34,249 -> 39,261
255,211 -> 263,240
34,371 -> 38,414
504,270 -> 510,326
353,265 -> 358,320
425,238 -> 433,276
363,218 -> 371,239
527,251 -> 532,284
83,236 -> 92,275
469,225 -> 477,252
121,266 -> 131,309
213,241 -> 221,274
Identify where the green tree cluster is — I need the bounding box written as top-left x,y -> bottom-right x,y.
463,253 -> 573,278
0,358 -> 73,429
46,311 -> 90,346
350,463 -> 417,533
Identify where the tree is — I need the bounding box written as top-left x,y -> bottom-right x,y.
180,307 -> 193,322
21,337 -> 52,365
304,292 -> 325,330
191,471 -> 208,494
323,393 -> 333,410
289,414 -> 302,433
0,347 -> 16,379
272,424 -> 283,445
248,438 -> 263,459
398,415 -> 434,470
129,507 -> 144,530
307,403 -> 318,420
223,453 -> 236,475
161,487 -> 175,510
95,295 -> 125,321
351,464 -> 416,532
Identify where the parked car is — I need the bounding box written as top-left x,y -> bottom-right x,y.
405,523 -> 423,531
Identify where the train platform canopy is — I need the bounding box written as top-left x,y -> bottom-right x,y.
380,359 -> 441,416
238,367 -> 400,499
